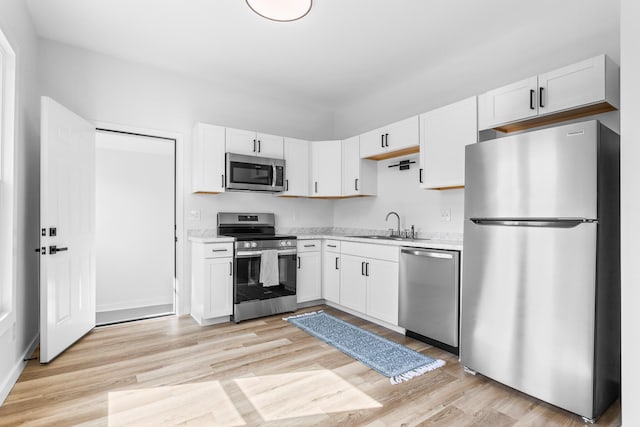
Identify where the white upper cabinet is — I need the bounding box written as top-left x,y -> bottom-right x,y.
280,137 -> 310,197
537,55 -> 616,115
359,116 -> 420,160
341,136 -> 377,197
478,76 -> 539,130
192,123 -> 226,194
479,55 -> 619,132
311,140 -> 342,197
420,96 -> 478,190
225,127 -> 284,159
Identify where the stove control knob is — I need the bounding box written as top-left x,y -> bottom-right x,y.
280,241 -> 286,247
287,241 -> 292,246
251,242 -> 258,248
243,242 -> 251,249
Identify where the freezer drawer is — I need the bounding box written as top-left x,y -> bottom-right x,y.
399,248 -> 460,348
461,219 -> 597,418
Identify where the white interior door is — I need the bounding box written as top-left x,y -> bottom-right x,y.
40,96 -> 96,363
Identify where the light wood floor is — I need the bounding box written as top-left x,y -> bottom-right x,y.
0,305 -> 621,426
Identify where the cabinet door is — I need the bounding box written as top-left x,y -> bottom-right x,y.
203,257 -> 233,318
359,127 -> 385,159
226,127 -> 257,156
420,97 -> 477,189
322,250 -> 341,303
478,76 -> 538,130
192,123 -> 226,193
538,55 -> 606,116
297,251 -> 322,303
339,254 -> 367,313
281,138 -> 309,197
366,258 -> 399,326
341,136 -> 360,196
311,140 -> 342,197
256,132 -> 284,159
385,116 -> 419,153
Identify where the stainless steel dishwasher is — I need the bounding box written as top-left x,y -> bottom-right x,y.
399,247 -> 460,354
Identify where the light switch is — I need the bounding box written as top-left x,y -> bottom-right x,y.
189,210 -> 201,221
440,208 -> 451,222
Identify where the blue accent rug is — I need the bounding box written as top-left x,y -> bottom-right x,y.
284,311 -> 445,384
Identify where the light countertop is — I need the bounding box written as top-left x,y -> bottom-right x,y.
188,229 -> 462,251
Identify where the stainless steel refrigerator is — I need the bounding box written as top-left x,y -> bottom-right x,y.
461,120 -> 620,422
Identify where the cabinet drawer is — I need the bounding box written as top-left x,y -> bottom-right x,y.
297,240 -> 321,252
201,243 -> 233,259
341,241 -> 399,262
323,240 -> 341,252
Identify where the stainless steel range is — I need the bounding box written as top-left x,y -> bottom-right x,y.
218,212 -> 297,322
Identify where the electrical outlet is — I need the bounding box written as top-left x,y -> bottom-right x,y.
440,208 -> 451,222
189,210 -> 201,221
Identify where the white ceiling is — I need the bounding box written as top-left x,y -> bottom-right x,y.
24,0 -> 619,109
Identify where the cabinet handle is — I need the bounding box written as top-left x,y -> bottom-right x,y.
285,179 -> 289,191
253,139 -> 256,152
361,261 -> 366,276
529,89 -> 535,110
221,174 -> 225,187
335,257 -> 339,270
328,244 -> 337,248
304,244 -> 316,248
315,181 -> 318,193
355,178 -> 359,191
419,168 -> 423,184
539,87 -> 545,108
365,262 -> 370,277
229,261 -> 233,276
258,140 -> 261,153
211,249 -> 228,253
381,134 -> 384,148
298,256 -> 301,269
385,133 -> 389,147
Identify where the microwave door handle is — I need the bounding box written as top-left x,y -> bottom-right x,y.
272,164 -> 276,187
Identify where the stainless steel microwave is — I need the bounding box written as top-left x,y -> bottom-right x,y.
225,153 -> 285,192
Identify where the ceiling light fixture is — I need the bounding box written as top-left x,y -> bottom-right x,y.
246,0 -> 312,22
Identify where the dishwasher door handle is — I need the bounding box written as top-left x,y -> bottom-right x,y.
401,249 -> 453,259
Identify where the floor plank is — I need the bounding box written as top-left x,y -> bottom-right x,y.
0,305 -> 621,426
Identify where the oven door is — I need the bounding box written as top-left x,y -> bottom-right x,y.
234,248 -> 297,303
226,153 -> 285,192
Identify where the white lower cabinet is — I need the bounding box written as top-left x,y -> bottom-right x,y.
297,240 -> 322,303
191,242 -> 233,325
322,240 -> 341,303
339,254 -> 367,313
365,258 -> 399,325
339,242 -> 400,326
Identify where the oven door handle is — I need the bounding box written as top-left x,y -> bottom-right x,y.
236,249 -> 297,257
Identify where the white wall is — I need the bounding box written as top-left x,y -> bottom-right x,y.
38,39 -> 336,315
0,0 -> 40,405
620,0 -> 638,424
333,154 -> 464,236
96,131 -> 175,312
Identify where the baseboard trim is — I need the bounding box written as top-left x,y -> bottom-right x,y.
0,333 -> 39,406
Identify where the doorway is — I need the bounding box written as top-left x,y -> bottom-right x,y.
95,129 -> 176,325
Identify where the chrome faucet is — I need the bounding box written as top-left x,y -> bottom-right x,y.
385,211 -> 401,237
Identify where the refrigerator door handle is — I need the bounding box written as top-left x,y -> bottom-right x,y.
471,218 -> 593,228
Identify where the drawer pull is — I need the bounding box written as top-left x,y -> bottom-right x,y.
210,249 -> 228,252
327,244 -> 337,248
304,244 -> 316,248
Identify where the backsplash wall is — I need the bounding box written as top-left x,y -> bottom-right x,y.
332,154 -> 464,237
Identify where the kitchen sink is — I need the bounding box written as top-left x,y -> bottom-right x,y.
347,235 -> 431,242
